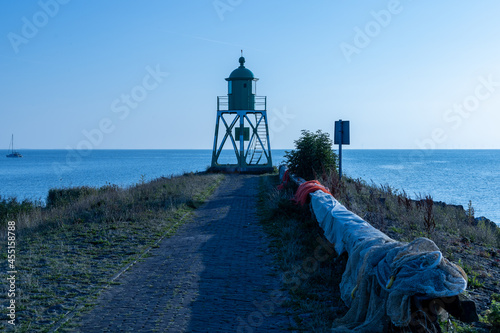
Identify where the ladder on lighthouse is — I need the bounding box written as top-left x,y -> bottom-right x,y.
246,113 -> 269,165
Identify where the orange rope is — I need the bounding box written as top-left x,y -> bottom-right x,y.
293,180 -> 331,205
277,169 -> 290,190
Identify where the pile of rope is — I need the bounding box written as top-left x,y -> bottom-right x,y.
292,180 -> 331,206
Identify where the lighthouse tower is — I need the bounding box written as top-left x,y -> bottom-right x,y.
210,55 -> 273,173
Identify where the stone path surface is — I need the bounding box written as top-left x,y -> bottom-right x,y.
73,175 -> 292,332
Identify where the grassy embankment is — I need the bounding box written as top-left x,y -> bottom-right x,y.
259,174 -> 347,332
0,172 -> 223,332
258,171 -> 500,332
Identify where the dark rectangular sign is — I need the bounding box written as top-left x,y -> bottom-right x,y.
334,120 -> 350,145
235,127 -> 250,141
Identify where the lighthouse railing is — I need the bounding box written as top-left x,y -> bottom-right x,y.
217,96 -> 229,111
254,96 -> 266,111
217,96 -> 267,111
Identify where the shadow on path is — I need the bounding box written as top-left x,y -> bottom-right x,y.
74,175 -> 291,332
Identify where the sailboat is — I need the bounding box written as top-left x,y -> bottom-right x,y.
6,134 -> 22,158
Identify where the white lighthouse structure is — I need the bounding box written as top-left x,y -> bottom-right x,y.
210,55 -> 273,173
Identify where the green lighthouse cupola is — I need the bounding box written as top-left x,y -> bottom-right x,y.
226,56 -> 258,110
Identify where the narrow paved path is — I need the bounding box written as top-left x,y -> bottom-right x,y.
73,175 -> 291,332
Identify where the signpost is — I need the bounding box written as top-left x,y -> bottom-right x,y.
334,120 -> 350,180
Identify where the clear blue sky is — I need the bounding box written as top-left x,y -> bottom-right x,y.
1,0 -> 500,149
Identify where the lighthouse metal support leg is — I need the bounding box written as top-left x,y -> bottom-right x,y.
219,114 -> 239,160
263,112 -> 273,164
211,114 -> 220,167
212,112 -> 240,168
239,112 -> 245,168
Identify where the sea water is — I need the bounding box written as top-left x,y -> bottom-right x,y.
0,149 -> 498,223
342,150 -> 499,224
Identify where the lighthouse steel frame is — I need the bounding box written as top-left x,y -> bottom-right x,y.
211,96 -> 273,173
210,56 -> 273,173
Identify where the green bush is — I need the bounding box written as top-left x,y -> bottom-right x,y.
486,294 -> 500,331
46,186 -> 99,208
0,196 -> 37,226
284,129 -> 337,180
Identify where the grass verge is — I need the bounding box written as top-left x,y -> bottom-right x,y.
0,173 -> 223,332
258,173 -> 348,332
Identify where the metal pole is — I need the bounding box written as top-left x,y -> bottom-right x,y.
240,114 -> 245,166
339,140 -> 342,181
338,119 -> 343,181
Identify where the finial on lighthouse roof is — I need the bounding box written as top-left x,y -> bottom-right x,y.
239,50 -> 245,67
228,51 -> 255,79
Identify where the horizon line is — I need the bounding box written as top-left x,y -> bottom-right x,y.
8,148 -> 500,151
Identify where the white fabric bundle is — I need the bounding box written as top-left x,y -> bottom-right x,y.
308,190 -> 467,331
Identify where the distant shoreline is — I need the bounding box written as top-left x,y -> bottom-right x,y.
7,148 -> 500,150
1,170 -> 497,227
2,150 -> 499,223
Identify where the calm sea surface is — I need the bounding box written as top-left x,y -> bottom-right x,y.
1,149 -> 498,223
